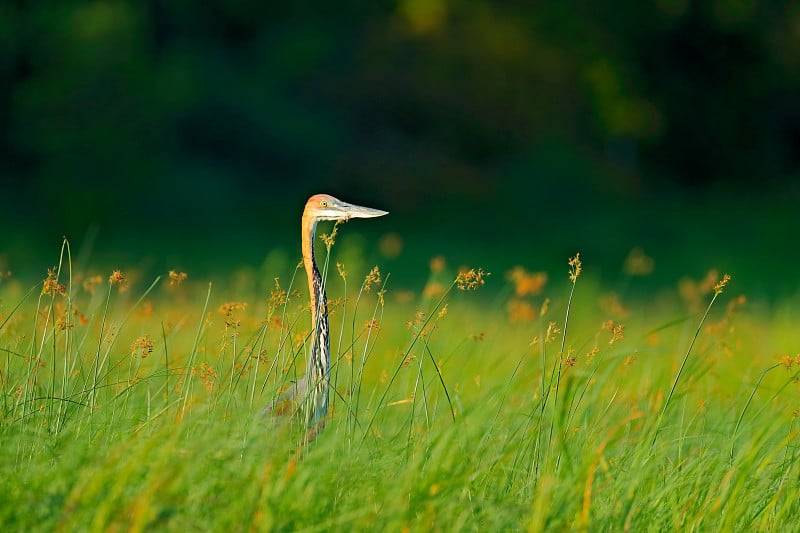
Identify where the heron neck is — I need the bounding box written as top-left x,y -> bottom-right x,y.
301,215 -> 328,365
301,215 -> 319,304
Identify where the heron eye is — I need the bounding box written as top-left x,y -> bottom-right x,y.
320,201 -> 328,207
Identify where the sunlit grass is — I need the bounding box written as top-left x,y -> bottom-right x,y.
1,239 -> 799,531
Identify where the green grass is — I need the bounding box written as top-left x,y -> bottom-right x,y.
1,240 -> 799,532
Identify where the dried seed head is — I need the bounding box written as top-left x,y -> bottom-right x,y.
456,268 -> 488,291
169,270 -> 188,286
713,274 -> 731,296
109,269 -> 126,286
320,221 -> 341,250
364,266 -> 381,292
568,253 -> 582,283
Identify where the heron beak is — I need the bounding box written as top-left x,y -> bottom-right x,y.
340,202 -> 389,220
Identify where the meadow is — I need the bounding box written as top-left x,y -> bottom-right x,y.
1,237 -> 799,532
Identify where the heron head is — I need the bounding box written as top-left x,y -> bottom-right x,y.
304,194 -> 388,222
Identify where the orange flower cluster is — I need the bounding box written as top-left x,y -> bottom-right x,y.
568,254 -> 582,283
456,268 -> 488,291
131,335 -> 155,358
779,354 -> 800,370
623,247 -> 655,276
219,301 -> 248,332
169,270 -> 187,286
423,282 -> 446,299
320,221 -> 340,249
679,269 -> 724,311
219,302 -> 248,316
429,255 -> 446,273
713,274 -> 731,295
192,362 -> 218,391
268,278 -> 289,310
507,266 -> 547,297
602,320 -> 625,345
82,275 -> 104,294
545,321 -> 561,344
600,293 -> 629,319
42,268 -> 67,296
562,347 -> 576,367
109,269 -> 125,285
364,266 -> 381,292
507,299 -> 536,323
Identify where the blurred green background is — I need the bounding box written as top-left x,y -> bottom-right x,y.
1,1 -> 798,297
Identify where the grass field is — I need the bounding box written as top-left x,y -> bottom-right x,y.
1,238 -> 799,532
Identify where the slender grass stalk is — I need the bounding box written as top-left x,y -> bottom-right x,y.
651,274 -> 731,449
257,264 -> 302,398
729,362 -> 781,465
331,263 -> 348,426
246,317 -> 269,409
408,337 -> 431,448
180,282 -> 212,418
351,274 -> 389,432
546,256 -> 580,459
161,321 -> 169,406
88,281 -> 113,418
424,340 -> 455,422
48,238 -> 74,434
345,277 -> 369,435
0,284 -> 38,335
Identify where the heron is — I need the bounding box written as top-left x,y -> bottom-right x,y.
272,194 -> 388,431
